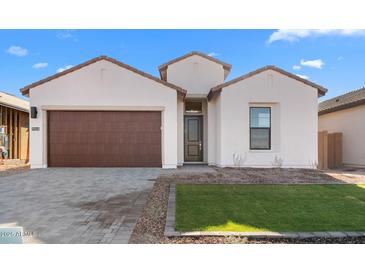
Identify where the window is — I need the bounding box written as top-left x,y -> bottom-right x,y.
185,101 -> 202,113
250,107 -> 271,150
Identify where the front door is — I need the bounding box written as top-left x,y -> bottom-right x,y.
184,116 -> 203,162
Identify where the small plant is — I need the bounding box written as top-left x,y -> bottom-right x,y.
309,160 -> 318,169
272,155 -> 283,168
233,152 -> 247,166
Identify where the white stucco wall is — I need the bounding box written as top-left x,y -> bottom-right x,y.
319,105 -> 365,167
202,99 -> 208,162
29,60 -> 178,169
166,55 -> 225,96
215,94 -> 222,165
177,97 -> 184,165
207,96 -> 218,165
215,69 -> 318,168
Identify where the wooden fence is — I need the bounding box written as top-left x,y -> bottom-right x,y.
318,131 -> 342,170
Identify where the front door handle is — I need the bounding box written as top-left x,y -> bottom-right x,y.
199,141 -> 202,151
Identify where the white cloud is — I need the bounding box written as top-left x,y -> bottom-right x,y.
57,65 -> 73,73
6,46 -> 28,57
57,30 -> 77,40
300,59 -> 324,69
267,29 -> 365,43
292,65 -> 301,70
296,74 -> 310,80
208,52 -> 218,57
337,56 -> 344,61
32,62 -> 48,69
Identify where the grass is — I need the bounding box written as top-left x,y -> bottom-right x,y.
175,184 -> 365,232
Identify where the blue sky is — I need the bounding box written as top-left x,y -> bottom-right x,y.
1,29 -> 365,101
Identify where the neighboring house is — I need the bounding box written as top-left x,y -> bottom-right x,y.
20,52 -> 326,169
0,91 -> 29,161
319,87 -> 365,167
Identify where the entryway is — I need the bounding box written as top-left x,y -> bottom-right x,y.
184,115 -> 203,162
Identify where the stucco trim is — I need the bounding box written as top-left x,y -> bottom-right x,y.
20,55 -> 187,97
158,51 -> 232,80
208,65 -> 327,101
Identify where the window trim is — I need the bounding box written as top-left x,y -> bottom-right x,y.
249,106 -> 271,150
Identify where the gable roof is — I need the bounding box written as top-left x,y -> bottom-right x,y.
208,65 -> 327,101
20,55 -> 187,97
319,87 -> 365,115
0,91 -> 29,112
158,51 -> 232,81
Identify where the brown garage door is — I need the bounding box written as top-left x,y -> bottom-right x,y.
47,111 -> 162,167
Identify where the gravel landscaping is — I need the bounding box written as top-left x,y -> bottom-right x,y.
129,180 -> 169,243
129,167 -> 365,244
166,235 -> 365,244
158,167 -> 345,184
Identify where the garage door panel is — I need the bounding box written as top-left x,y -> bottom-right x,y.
48,111 -> 162,167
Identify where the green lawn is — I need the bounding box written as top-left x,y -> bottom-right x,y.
175,184 -> 365,232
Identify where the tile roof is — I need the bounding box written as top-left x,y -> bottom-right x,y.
318,87 -> 365,115
208,65 -> 327,100
158,51 -> 232,80
20,56 -> 187,97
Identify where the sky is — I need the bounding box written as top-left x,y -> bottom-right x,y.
1,29 -> 365,101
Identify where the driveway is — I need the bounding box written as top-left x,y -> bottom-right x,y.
0,168 -> 161,244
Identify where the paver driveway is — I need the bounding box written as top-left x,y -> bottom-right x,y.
0,168 -> 161,244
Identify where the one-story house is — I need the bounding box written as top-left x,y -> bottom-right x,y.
0,91 -> 29,161
20,52 -> 327,168
319,87 -> 365,167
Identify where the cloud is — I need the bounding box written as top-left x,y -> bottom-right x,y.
300,59 -> 324,69
57,30 -> 77,40
337,56 -> 344,61
32,62 -> 48,69
6,46 -> 28,57
57,65 -> 73,73
208,52 -> 218,57
292,65 -> 301,70
267,29 -> 365,43
296,74 -> 310,80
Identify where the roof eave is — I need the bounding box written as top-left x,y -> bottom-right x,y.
318,88 -> 328,97
0,102 -> 29,113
